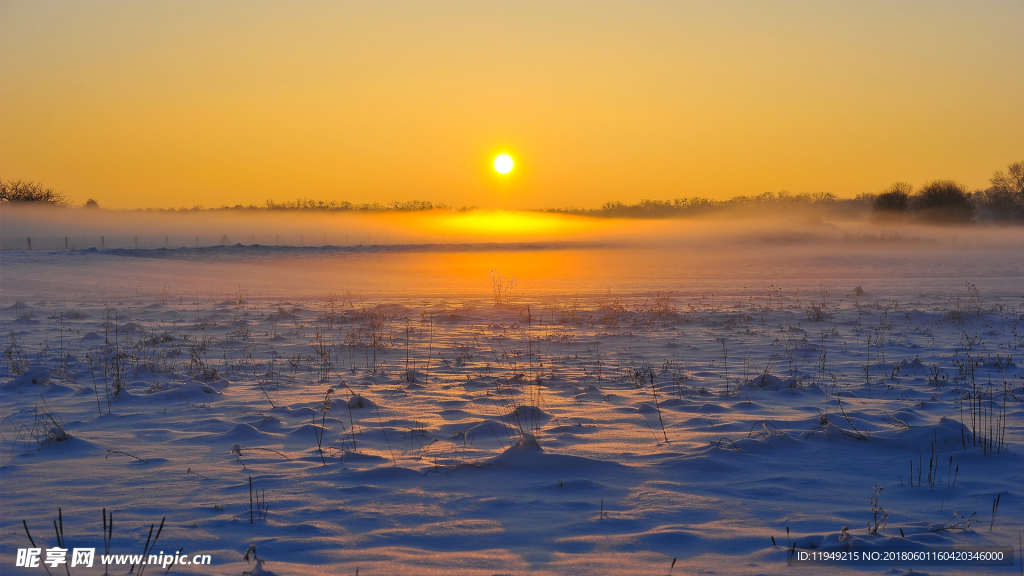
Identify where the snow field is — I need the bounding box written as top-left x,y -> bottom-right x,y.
1,279 -> 1022,575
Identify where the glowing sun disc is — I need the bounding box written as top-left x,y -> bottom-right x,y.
493,154 -> 514,174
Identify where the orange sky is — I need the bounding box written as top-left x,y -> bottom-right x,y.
1,1 -> 1022,210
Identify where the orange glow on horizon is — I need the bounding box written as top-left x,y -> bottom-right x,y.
410,210 -> 595,240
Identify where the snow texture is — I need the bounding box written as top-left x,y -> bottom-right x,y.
1,240 -> 1022,575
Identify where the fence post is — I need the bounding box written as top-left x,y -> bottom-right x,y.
27,237 -> 31,250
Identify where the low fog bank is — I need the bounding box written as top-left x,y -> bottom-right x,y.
2,204 -> 1023,251
2,204 -> 1022,304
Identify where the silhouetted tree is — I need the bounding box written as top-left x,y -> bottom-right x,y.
990,161 -> 1024,197
974,188 -> 1022,222
0,179 -> 69,205
910,180 -> 975,223
975,160 -> 1024,222
872,182 -> 912,213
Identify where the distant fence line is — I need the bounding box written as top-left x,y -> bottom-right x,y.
0,233 -> 422,251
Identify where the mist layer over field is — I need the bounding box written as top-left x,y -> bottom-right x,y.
2,206 -> 1023,302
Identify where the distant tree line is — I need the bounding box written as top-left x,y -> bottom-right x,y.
130,199 -> 461,212
555,160 -> 1023,223
3,160 -> 1021,224
870,161 -> 1023,223
547,191 -> 868,219
261,199 -> 451,211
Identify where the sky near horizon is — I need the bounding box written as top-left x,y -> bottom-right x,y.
1,1 -> 1022,210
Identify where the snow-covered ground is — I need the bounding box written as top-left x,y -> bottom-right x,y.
1,238 -> 1022,575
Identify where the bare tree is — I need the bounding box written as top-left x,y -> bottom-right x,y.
990,161 -> 1024,197
873,182 -> 913,212
870,182 -> 913,223
975,160 -> 1024,221
0,180 -> 70,205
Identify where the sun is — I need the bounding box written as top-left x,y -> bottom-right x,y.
493,153 -> 514,175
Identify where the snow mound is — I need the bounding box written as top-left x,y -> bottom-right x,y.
348,394 -> 376,409
745,373 -> 800,391
129,380 -> 224,397
489,433 -> 543,466
637,402 -> 659,414
489,438 -> 626,473
510,432 -> 542,452
8,367 -> 51,387
224,423 -> 272,441
267,307 -> 296,321
506,405 -> 551,426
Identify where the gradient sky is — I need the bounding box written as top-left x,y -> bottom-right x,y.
1,1 -> 1022,210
